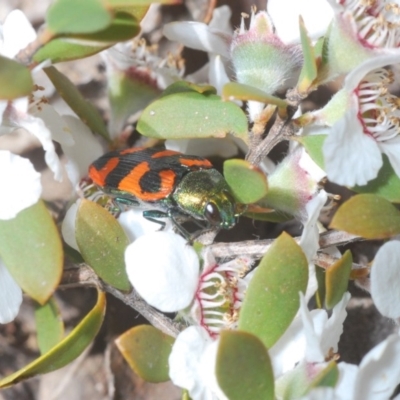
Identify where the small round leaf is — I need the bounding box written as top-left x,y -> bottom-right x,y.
0,200 -> 63,304
238,232 -> 308,348
0,56 -> 33,99
217,330 -> 274,400
330,194 -> 400,239
76,199 -> 131,291
116,325 -> 174,382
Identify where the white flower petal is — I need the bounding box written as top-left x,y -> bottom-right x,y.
370,240 -> 400,319
323,110 -> 382,186
18,115 -> 63,182
208,54 -> 230,95
354,334 -> 400,400
169,326 -> 218,400
208,5 -> 232,35
378,136 -> 400,179
300,190 -> 327,262
0,259 -> 22,324
335,362 -> 359,400
61,201 -> 80,251
268,0 -> 333,44
344,54 -> 400,92
61,115 -> 104,187
320,292 -> 350,356
125,232 -> 199,312
1,10 -> 36,58
30,103 -> 74,147
118,208 -> 172,242
0,150 -> 41,220
163,22 -> 230,58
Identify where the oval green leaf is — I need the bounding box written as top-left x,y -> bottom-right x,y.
222,82 -> 287,108
47,0 -> 111,35
325,250 -> 352,309
34,39 -> 109,64
223,159 -> 268,204
115,325 -> 174,383
44,66 -> 109,140
216,330 -> 274,400
34,297 -> 64,354
0,290 -> 106,388
137,91 -> 248,142
330,194 -> 400,239
76,199 -> 130,291
0,56 -> 33,99
238,232 -> 308,348
161,81 -> 216,98
0,200 -> 63,304
68,12 -> 139,43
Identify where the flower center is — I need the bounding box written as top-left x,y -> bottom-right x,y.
344,0 -> 400,48
192,257 -> 252,338
356,67 -> 400,140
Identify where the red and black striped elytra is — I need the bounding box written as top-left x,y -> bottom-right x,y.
88,146 -> 241,238
89,147 -> 213,203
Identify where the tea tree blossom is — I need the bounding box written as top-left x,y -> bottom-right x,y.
309,54 -> 400,186
370,240 -> 400,319
324,0 -> 400,78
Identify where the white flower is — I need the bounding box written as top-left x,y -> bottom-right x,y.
169,326 -> 223,400
319,54 -> 400,186
303,334 -> 400,400
267,0 -> 333,44
0,257 -> 22,324
125,231 -> 200,312
270,292 -> 350,378
0,150 -> 41,220
163,6 -> 232,93
324,0 -> 400,77
370,240 -> 400,319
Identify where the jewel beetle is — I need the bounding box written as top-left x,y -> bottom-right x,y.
88,146 -> 243,237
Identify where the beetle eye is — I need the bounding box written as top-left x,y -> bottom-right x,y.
205,202 -> 221,225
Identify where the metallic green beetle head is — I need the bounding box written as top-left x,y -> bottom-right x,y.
173,169 -> 242,229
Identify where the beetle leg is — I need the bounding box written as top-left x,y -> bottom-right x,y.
142,210 -> 169,230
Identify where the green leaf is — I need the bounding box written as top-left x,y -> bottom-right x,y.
238,232 -> 308,348
297,17 -> 317,93
0,56 -> 33,99
115,325 -> 174,383
353,155 -> 400,203
0,290 -> 106,388
223,159 -> 268,204
76,199 -> 131,291
216,331 -> 274,400
34,39 -> 108,64
222,82 -> 288,109
330,194 -> 400,239
44,66 -> 109,140
68,12 -> 140,43
325,250 -> 352,309
0,201 -> 63,304
315,266 -> 326,309
34,297 -> 64,354
47,0 -> 111,35
292,134 -> 326,170
137,91 -> 248,142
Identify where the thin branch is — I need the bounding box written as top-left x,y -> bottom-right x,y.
209,230 -> 362,259
61,265 -> 182,338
